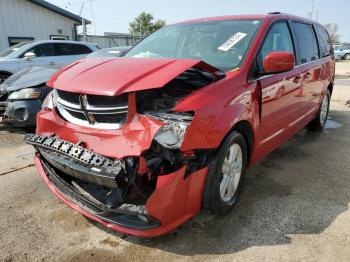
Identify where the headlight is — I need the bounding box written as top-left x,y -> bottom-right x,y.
8,88 -> 41,100
42,90 -> 57,110
147,112 -> 193,149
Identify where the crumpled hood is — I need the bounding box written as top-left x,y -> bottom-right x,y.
4,66 -> 58,92
47,57 -> 221,96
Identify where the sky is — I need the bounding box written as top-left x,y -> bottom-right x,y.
47,0 -> 350,42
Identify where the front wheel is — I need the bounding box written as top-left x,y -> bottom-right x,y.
308,90 -> 330,131
0,73 -> 10,84
203,131 -> 247,215
344,53 -> 350,60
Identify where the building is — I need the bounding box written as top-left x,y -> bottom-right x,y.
0,0 -> 90,51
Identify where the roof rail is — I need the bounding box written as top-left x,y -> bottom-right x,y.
268,12 -> 282,15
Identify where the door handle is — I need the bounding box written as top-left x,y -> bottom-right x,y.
49,62 -> 55,65
293,75 -> 301,84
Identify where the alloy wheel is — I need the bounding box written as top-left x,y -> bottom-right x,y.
320,94 -> 329,126
220,143 -> 243,203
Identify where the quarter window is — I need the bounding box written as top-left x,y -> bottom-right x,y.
292,22 -> 319,64
257,22 -> 294,72
315,25 -> 332,57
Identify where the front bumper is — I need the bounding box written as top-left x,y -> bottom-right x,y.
34,154 -> 208,237
0,99 -> 41,126
27,109 -> 210,237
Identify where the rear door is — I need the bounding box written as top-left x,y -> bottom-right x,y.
252,21 -> 302,150
290,22 -> 322,113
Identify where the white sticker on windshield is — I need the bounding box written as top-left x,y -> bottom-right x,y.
218,32 -> 247,52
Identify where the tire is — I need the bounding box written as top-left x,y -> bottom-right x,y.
203,131 -> 248,215
308,90 -> 330,131
345,54 -> 350,60
0,73 -> 10,84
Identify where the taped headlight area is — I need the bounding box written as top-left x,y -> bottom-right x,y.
146,112 -> 193,149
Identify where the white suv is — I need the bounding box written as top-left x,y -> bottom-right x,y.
0,40 -> 99,82
333,44 -> 350,60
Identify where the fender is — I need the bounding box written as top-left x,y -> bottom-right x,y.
175,75 -> 259,151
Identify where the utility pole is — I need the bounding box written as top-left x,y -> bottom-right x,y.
82,18 -> 87,42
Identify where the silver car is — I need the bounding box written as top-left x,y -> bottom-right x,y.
0,40 -> 99,83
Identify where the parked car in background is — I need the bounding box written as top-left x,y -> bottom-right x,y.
333,44 -> 350,60
87,46 -> 132,58
0,40 -> 99,83
25,13 -> 334,237
0,46 -> 131,127
0,66 -> 58,126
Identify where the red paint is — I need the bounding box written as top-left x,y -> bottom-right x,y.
34,13 -> 335,236
263,52 -> 295,73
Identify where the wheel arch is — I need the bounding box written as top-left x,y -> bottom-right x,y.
222,120 -> 255,165
0,70 -> 12,77
327,82 -> 333,97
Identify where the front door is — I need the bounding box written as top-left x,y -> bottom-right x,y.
252,21 -> 302,155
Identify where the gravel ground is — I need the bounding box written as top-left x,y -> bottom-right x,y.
0,62 -> 350,262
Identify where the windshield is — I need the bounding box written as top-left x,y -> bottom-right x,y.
0,42 -> 33,58
125,19 -> 262,71
87,47 -> 131,58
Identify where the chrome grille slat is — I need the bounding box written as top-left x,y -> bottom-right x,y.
55,90 -> 128,130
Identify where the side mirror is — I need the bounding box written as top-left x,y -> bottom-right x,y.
23,52 -> 36,61
263,51 -> 295,74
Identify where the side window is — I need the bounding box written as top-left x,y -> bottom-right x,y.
257,22 -> 294,71
53,43 -> 72,56
28,44 -> 54,57
69,44 -> 93,55
53,43 -> 92,56
315,25 -> 332,57
292,22 -> 319,64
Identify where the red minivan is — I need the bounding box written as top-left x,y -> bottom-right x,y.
25,13 -> 335,237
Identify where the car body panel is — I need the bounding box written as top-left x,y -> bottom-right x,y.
47,57 -> 221,96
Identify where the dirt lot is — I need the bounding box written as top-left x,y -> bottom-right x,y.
1,62 -> 350,262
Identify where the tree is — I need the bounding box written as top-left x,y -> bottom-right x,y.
324,23 -> 340,43
129,12 -> 166,36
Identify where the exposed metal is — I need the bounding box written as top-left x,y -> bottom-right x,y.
24,134 -> 124,171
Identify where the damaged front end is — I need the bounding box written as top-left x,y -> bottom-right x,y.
25,58 -> 224,236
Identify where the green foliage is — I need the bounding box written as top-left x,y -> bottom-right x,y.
324,23 -> 340,43
129,12 -> 166,35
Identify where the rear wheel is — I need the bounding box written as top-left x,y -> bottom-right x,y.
345,53 -> 350,60
308,90 -> 330,131
203,131 -> 247,215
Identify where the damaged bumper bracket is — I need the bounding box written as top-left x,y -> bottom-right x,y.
40,158 -> 160,230
24,134 -> 125,188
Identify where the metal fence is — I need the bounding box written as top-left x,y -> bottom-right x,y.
79,33 -> 145,48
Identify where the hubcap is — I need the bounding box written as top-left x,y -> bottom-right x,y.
220,143 -> 243,203
320,94 -> 329,125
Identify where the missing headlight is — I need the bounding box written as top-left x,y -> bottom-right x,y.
146,112 -> 193,149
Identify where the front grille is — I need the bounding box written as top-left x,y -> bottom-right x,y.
56,90 -> 128,129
